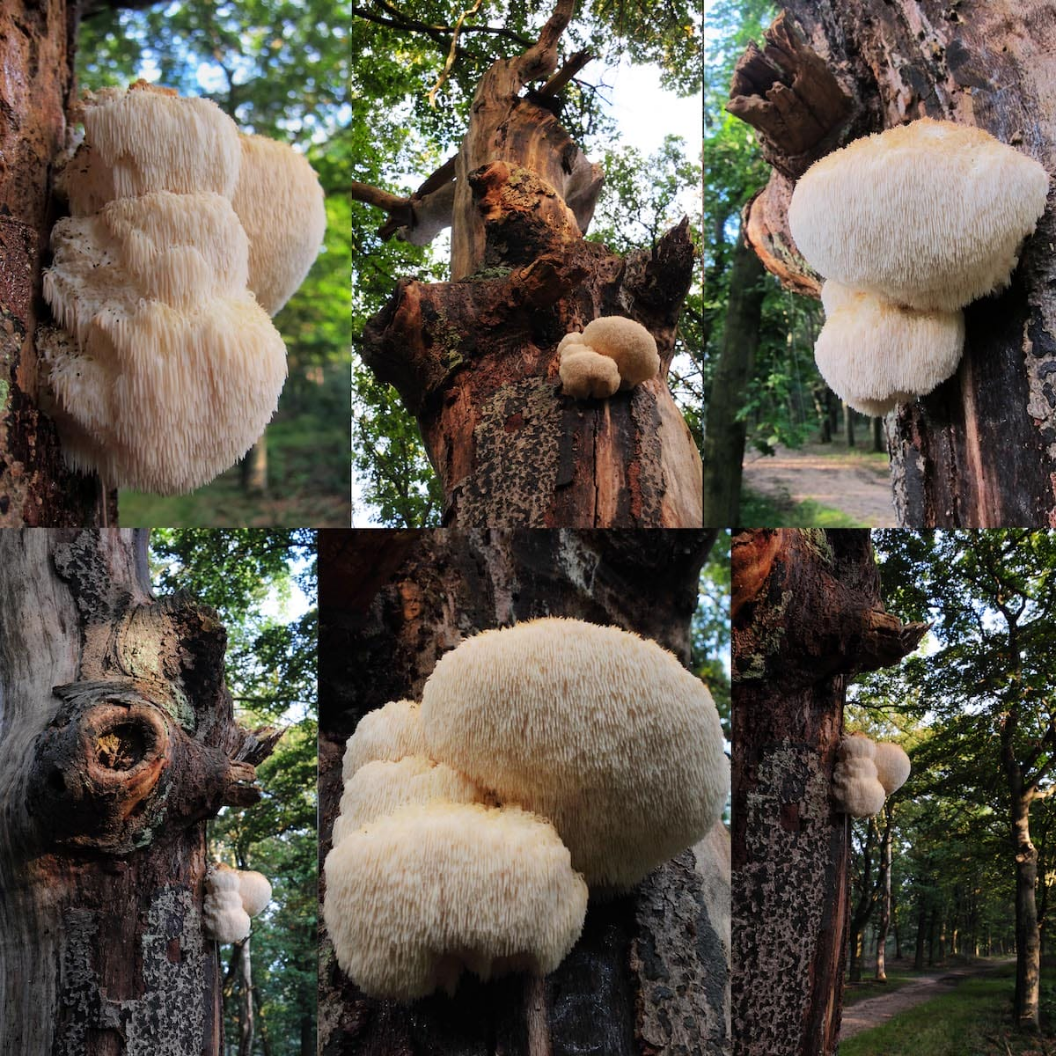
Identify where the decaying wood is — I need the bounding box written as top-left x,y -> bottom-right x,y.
355,2 -> 702,527
731,529 -> 925,1056
0,1 -> 114,525
318,529 -> 727,1056
727,3 -> 1056,527
0,530 -> 279,1055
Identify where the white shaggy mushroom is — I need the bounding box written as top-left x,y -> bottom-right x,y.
42,190 -> 287,494
813,281 -> 965,416
832,735 -> 887,818
232,133 -> 327,315
341,699 -> 430,782
557,317 -> 659,398
203,865 -> 252,944
420,618 -> 728,889
789,118 -> 1050,312
331,755 -> 485,846
237,870 -> 273,918
323,801 -> 588,1000
873,741 -> 912,796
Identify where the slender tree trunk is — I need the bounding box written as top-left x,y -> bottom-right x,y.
872,418 -> 884,454
240,439 -> 268,496
1011,794 -> 1041,1029
914,898 -> 926,971
317,529 -> 728,1054
356,6 -> 702,527
728,4 -> 1056,527
731,529 -> 926,1056
0,529 -> 279,1054
702,220 -> 766,526
238,938 -> 254,1056
0,2 -> 115,524
843,403 -> 855,448
875,812 -> 893,982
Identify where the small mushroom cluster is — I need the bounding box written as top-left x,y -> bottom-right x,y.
202,863 -> 272,943
832,734 -> 911,818
558,316 -> 660,399
789,119 -> 1050,415
42,80 -> 326,494
323,618 -> 728,1001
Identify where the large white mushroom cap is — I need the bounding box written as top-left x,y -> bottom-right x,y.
814,281 -> 965,416
341,699 -> 430,783
323,802 -> 588,1000
232,133 -> 327,315
420,617 -> 729,889
873,742 -> 912,796
203,866 -> 252,944
832,735 -> 887,818
789,118 -> 1050,312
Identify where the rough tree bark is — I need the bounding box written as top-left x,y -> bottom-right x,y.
0,529 -> 279,1055
726,5 -> 1056,528
317,528 -> 729,1056
352,3 -> 702,528
702,221 -> 765,526
731,529 -> 926,1056
0,2 -> 115,525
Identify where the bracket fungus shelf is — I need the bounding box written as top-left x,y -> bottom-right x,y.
788,118 -> 1050,415
41,80 -> 326,495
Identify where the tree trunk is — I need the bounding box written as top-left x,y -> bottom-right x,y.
240,439 -> 268,496
702,219 -> 766,526
872,417 -> 884,454
317,528 -> 728,1055
727,4 -> 1056,527
0,529 -> 279,1054
914,897 -> 926,971
237,937 -> 254,1056
0,2 -> 115,525
875,811 -> 893,982
356,5 -> 702,528
843,403 -> 855,448
731,529 -> 926,1056
1011,793 -> 1041,1030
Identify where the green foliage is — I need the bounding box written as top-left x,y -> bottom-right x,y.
704,1 -> 834,460
694,530 -> 731,734
148,530 -> 317,1056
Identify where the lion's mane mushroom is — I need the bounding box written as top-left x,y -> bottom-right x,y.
420,618 -> 728,889
41,81 -> 324,494
237,870 -> 273,917
873,741 -> 911,796
558,317 -> 660,399
231,133 -> 327,315
832,735 -> 887,818
341,698 -> 430,782
203,865 -> 271,942
323,801 -> 588,1000
203,865 -> 252,943
331,755 -> 485,845
814,281 -> 965,416
789,118 -> 1050,413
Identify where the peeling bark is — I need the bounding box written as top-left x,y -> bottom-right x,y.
727,3 -> 1056,527
0,530 -> 279,1055
0,1 -> 115,525
731,529 -> 926,1056
317,529 -> 727,1056
357,6 -> 702,527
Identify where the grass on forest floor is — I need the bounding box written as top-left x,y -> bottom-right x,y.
841,964 -> 1056,1056
739,487 -> 864,528
118,417 -> 348,528
843,970 -> 918,1008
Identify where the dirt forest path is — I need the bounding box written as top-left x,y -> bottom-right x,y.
840,960 -> 1014,1039
742,443 -> 897,526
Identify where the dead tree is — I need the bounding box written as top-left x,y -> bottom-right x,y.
726,6 -> 1056,527
731,529 -> 926,1056
317,528 -> 728,1055
0,529 -> 280,1054
352,2 -> 702,528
